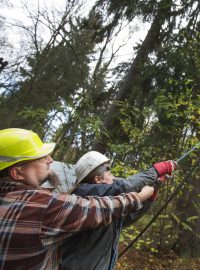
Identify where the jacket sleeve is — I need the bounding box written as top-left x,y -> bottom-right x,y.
116,167 -> 159,193
40,190 -> 142,245
74,181 -> 127,197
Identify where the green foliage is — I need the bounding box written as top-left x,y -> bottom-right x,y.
112,163 -> 138,177
2,0 -> 200,260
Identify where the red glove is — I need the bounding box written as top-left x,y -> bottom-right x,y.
153,160 -> 177,177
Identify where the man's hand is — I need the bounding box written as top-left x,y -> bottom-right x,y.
153,160 -> 177,177
138,186 -> 154,201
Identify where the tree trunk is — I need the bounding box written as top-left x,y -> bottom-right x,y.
93,0 -> 173,153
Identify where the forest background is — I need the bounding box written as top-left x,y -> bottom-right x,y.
1,0 -> 200,269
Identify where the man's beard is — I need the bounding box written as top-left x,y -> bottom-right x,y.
42,170 -> 61,188
40,177 -> 49,185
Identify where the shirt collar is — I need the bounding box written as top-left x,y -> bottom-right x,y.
0,180 -> 55,193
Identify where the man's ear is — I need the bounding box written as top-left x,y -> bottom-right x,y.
9,166 -> 25,180
93,175 -> 104,184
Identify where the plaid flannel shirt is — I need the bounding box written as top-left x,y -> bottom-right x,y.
0,180 -> 142,270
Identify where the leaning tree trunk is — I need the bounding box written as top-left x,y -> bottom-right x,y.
92,0 -> 173,153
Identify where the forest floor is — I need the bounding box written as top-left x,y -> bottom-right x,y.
115,248 -> 200,270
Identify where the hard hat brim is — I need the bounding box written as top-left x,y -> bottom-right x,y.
39,142 -> 56,158
0,142 -> 56,170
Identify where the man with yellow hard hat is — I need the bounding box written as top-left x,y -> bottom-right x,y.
0,128 -> 154,270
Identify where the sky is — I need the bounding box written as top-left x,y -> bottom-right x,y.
0,0 -> 149,66
0,0 -> 98,60
0,0 -> 149,130
0,0 -> 96,23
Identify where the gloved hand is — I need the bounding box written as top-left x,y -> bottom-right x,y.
158,174 -> 174,183
153,160 -> 177,177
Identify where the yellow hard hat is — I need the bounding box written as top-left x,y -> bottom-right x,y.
0,128 -> 56,170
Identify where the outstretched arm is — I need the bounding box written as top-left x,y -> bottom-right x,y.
40,186 -> 154,244
117,160 -> 177,193
116,167 -> 158,193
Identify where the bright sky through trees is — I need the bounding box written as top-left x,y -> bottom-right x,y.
0,0 -> 149,65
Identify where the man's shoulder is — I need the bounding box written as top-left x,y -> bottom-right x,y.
9,187 -> 54,205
